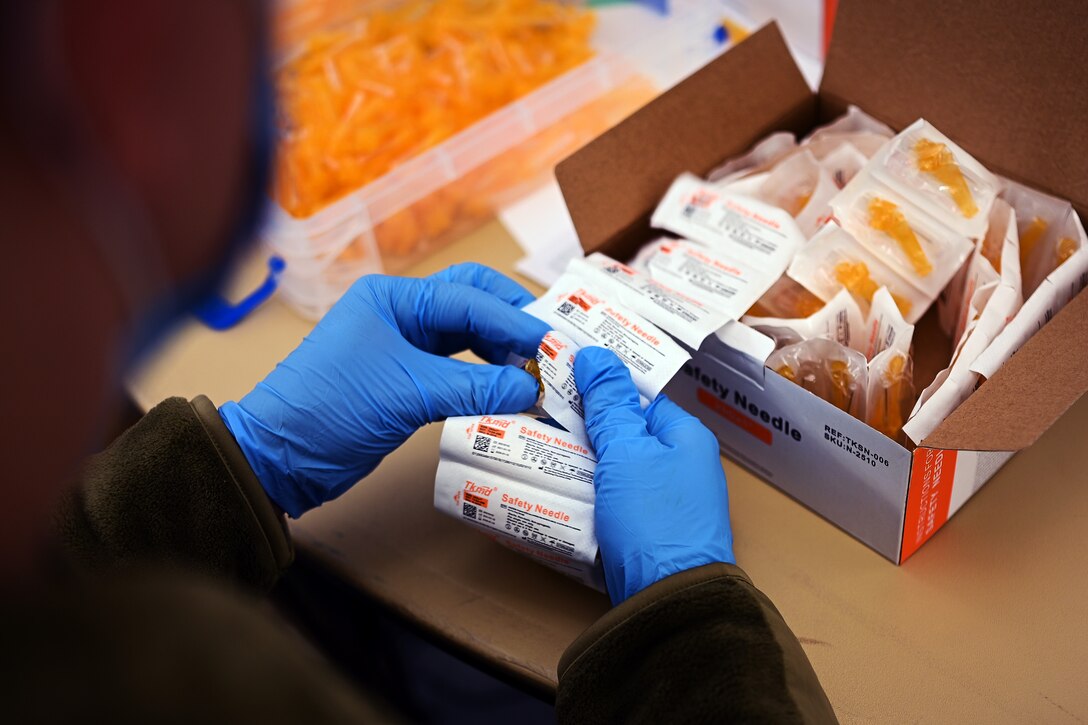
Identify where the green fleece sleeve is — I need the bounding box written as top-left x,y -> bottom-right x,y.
556,563 -> 837,724
55,396 -> 293,592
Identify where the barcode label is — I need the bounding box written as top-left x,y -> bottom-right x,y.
473,435 -> 491,453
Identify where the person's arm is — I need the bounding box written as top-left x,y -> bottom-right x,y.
556,348 -> 836,724
55,395 -> 293,591
56,264 -> 548,592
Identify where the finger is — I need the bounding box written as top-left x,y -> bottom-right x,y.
645,395 -> 715,449
406,278 -> 550,360
422,357 -> 542,422
424,266 -> 543,362
429,263 -> 537,308
574,347 -> 647,452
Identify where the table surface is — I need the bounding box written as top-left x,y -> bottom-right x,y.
129,220 -> 1088,723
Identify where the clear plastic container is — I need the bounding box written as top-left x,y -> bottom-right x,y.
262,1 -> 655,319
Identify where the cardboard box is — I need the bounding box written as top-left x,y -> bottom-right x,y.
554,0 -> 1088,563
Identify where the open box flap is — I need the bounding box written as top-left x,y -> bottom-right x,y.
822,0 -> 1088,451
822,0 -> 1088,219
555,23 -> 815,261
922,285 -> 1088,452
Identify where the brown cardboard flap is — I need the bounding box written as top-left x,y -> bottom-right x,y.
555,23 -> 815,260
821,0 -> 1088,218
923,288 -> 1088,452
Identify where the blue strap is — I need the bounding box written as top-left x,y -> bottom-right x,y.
193,256 -> 285,330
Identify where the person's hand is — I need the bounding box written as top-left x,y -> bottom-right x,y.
575,346 -> 735,604
220,264 -> 549,518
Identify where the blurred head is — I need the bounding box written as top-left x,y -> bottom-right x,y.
0,0 -> 271,573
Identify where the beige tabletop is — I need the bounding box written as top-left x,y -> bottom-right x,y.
130,220 -> 1088,723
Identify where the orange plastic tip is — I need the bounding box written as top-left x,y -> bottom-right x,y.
873,352 -> 908,439
833,260 -> 913,316
914,138 -> 978,218
1018,216 -> 1048,269
828,359 -> 853,412
869,197 -> 933,276
273,0 -> 596,219
1057,237 -> 1079,266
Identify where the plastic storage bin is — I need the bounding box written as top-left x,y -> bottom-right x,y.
263,1 -> 655,319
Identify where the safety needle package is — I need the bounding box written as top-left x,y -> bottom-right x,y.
868,120 -> 999,239
435,414 -> 605,590
767,338 -> 869,418
830,173 -> 973,298
787,222 -> 928,321
441,14 -> 1088,566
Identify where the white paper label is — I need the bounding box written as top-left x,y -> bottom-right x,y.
533,330 -> 586,439
572,254 -> 731,350
644,239 -> 772,321
863,286 -> 915,360
524,270 -> 690,401
650,173 -> 805,277
434,414 -> 604,589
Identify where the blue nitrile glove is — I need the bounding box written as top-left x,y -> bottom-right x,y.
575,346 -> 735,604
220,264 -> 549,518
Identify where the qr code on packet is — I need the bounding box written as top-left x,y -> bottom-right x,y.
473,435 -> 491,453
462,502 -> 478,520
558,301 -> 575,316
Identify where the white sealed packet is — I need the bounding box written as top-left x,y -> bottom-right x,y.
756,150 -> 838,238
742,287 -> 864,352
524,270 -> 690,401
953,200 -> 1022,345
1000,179 -> 1072,296
572,253 -> 731,350
862,286 -> 915,361
803,105 -> 895,146
863,288 -> 915,435
868,119 -> 1000,239
766,338 -> 868,418
804,132 -> 892,161
1000,180 -> 1085,297
640,239 -> 773,321
707,131 -> 797,184
801,106 -> 894,162
819,142 -> 869,190
937,222 -> 1001,343
903,206 -> 1026,444
435,414 -> 604,590
935,199 -> 1013,338
650,173 -> 805,278
786,222 -> 929,322
715,171 -> 771,197
865,348 -> 913,442
831,172 -> 973,298
971,215 -> 1088,380
518,330 -> 587,439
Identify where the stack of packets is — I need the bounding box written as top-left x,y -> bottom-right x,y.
434,412 -> 605,589
434,106 -> 1088,585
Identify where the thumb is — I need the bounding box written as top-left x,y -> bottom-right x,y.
424,357 -> 541,421
574,346 -> 648,452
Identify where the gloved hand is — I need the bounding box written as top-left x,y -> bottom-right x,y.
220,263 -> 549,518
575,346 -> 735,604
